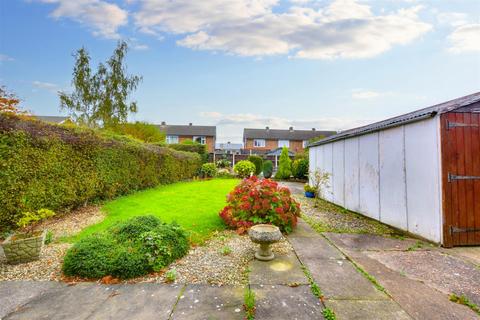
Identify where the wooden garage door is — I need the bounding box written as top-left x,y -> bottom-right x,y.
441,112 -> 480,247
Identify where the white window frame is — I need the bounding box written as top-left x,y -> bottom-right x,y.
278,140 -> 290,148
193,136 -> 206,145
254,139 -> 266,147
166,135 -> 179,144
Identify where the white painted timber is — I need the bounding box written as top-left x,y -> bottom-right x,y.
358,133 -> 380,220
344,137 -> 360,212
332,140 -> 345,207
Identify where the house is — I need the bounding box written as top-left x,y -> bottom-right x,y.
308,92 -> 480,247
215,142 -> 242,155
156,122 -> 216,153
34,115 -> 71,124
243,127 -> 336,154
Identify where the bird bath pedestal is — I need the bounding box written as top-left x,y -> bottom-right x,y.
248,224 -> 282,261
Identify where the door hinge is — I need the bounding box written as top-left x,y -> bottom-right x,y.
447,121 -> 479,130
448,173 -> 480,182
450,226 -> 480,234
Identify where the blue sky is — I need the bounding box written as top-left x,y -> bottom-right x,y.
1,0 -> 479,142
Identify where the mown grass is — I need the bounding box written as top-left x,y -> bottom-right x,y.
68,179 -> 239,244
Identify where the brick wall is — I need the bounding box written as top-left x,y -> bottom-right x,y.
244,138 -> 305,153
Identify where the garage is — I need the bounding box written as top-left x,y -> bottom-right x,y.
308,92 -> 480,247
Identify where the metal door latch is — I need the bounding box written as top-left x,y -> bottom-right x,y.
448,173 -> 480,182
447,121 -> 479,130
450,226 -> 480,234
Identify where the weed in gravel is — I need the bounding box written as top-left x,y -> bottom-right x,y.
322,307 -> 336,320
244,286 -> 256,320
450,294 -> 480,315
406,241 -> 424,251
165,268 -> 177,283
44,230 -> 54,245
301,265 -> 323,299
220,246 -> 232,255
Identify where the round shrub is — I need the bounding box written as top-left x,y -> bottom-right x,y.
274,147 -> 292,179
109,215 -> 162,242
62,216 -> 190,279
234,160 -> 256,178
62,234 -> 119,279
200,163 -> 217,178
262,160 -> 273,178
292,159 -> 309,179
219,176 -> 301,233
247,155 -> 263,175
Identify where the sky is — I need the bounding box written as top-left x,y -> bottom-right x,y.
0,0 -> 479,143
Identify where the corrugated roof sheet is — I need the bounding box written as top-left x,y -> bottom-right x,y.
309,92 -> 480,147
156,124 -> 216,136
243,128 -> 336,140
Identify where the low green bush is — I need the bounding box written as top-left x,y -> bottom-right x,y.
105,122 -> 165,143
292,158 -> 309,179
247,155 -> 263,175
215,158 -> 231,169
62,216 -> 189,279
262,160 -> 273,178
200,163 -> 217,178
0,114 -> 201,230
234,160 -> 256,178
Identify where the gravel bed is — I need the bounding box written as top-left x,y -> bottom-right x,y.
0,243 -> 71,281
138,230 -> 294,285
33,205 -> 105,239
294,194 -> 396,235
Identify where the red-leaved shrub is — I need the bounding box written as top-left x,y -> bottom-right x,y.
219,176 -> 301,234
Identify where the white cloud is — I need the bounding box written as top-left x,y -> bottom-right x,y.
133,0 -> 432,59
32,81 -> 61,93
448,24 -> 480,53
436,12 -> 469,27
38,0 -> 128,39
200,111 -> 372,142
352,89 -> 383,99
0,54 -> 14,62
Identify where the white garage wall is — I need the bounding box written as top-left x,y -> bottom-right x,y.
308,117 -> 442,243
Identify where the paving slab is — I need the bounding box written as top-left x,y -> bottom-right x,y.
288,220 -> 319,238
305,257 -> 387,300
4,283 -> 116,320
0,281 -> 64,319
324,233 -> 421,252
253,285 -> 323,320
88,283 -> 182,320
367,250 -> 480,307
325,299 -> 412,320
445,246 -> 480,267
347,250 -> 479,320
249,252 -> 308,285
171,284 -> 244,320
288,235 -> 345,260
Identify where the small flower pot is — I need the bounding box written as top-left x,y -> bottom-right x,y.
1,230 -> 46,264
305,191 -> 315,198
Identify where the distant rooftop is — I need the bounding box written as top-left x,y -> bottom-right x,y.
156,122 -> 216,136
243,127 -> 336,140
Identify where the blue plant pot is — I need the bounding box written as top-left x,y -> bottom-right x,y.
305,191 -> 315,198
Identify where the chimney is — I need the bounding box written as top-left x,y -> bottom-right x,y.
265,126 -> 270,131
312,128 -> 316,131
289,126 -> 293,132
161,121 -> 166,125
189,123 -> 192,126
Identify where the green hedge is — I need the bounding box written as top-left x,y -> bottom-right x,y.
0,114 -> 201,230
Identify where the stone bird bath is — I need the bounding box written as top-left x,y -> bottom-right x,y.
248,224 -> 282,261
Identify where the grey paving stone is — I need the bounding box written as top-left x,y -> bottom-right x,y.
88,283 -> 182,320
306,257 -> 387,300
171,284 -> 244,320
288,235 -> 345,261
4,283 -> 116,320
324,233 -> 420,252
253,285 -> 323,320
289,220 -> 319,238
0,281 -> 63,319
249,252 -> 308,285
348,251 -> 479,320
325,299 -> 412,320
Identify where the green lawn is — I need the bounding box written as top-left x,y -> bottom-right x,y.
71,179 -> 239,244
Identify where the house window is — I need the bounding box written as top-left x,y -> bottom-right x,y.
303,140 -> 309,148
278,140 -> 290,148
166,135 -> 179,144
193,136 -> 206,145
254,139 -> 266,147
